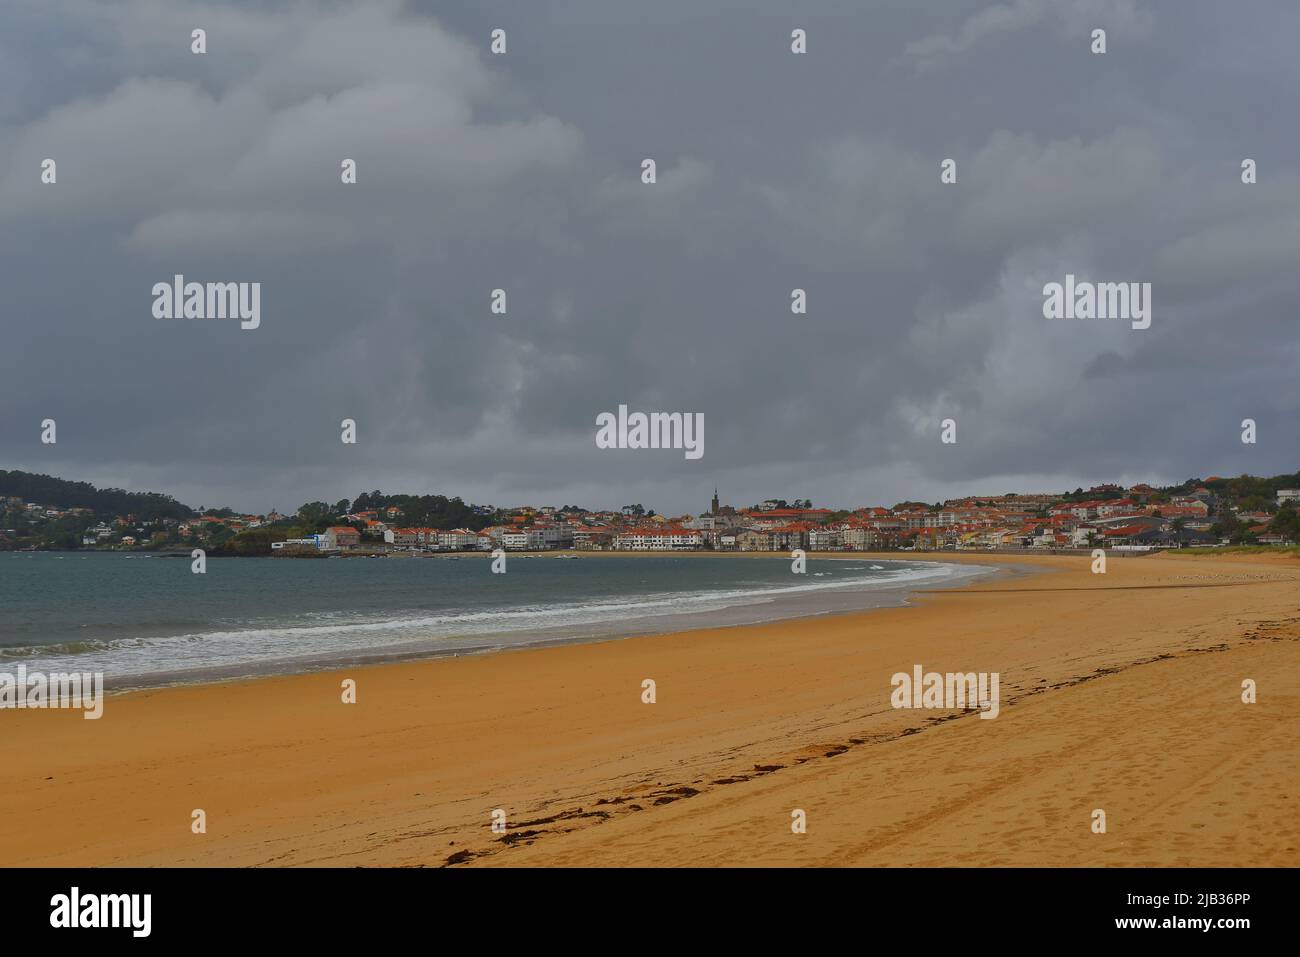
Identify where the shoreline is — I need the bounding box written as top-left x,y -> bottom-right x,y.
12,554 -> 1017,694
2,550 -> 1297,867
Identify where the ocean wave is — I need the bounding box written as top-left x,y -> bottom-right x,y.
7,560 -> 981,679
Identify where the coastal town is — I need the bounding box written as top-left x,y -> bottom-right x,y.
3,469 -> 1298,555
265,483 -> 1300,554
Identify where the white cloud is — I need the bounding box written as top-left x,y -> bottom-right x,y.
902,0 -> 1148,70
0,1 -> 582,254
952,128 -> 1163,249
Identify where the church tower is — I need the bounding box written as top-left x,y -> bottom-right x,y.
711,488 -> 720,515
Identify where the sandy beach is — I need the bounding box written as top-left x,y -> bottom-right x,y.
1,550 -> 1297,868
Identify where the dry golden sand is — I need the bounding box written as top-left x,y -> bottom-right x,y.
1,551 -> 1297,867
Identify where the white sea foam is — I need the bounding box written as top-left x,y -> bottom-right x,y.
13,560 -> 986,680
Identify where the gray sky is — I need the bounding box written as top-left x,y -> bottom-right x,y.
2,0 -> 1297,515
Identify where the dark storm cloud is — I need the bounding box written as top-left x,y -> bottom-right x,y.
1,0 -> 1297,515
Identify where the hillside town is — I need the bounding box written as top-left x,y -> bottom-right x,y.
6,472 -> 1297,555
267,484 -> 1300,555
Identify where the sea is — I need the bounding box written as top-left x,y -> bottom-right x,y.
0,552 -> 994,688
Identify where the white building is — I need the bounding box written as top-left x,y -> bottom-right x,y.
535,526 -> 574,549
271,536 -> 325,551
613,528 -> 703,551
1071,525 -> 1101,547
807,527 -> 842,551
438,528 -> 480,550
388,528 -> 420,548
502,529 -> 537,550
839,526 -> 878,550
